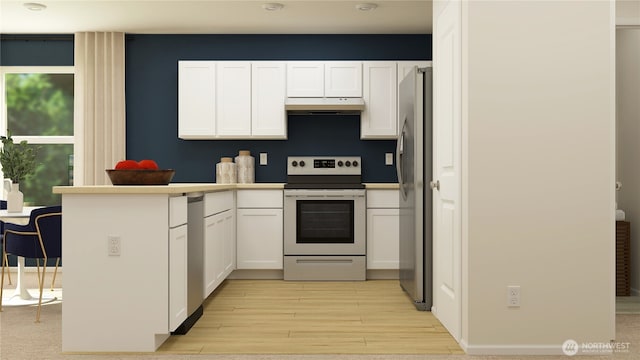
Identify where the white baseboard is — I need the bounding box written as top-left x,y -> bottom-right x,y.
228,269 -> 400,280
366,269 -> 399,279
228,269 -> 283,280
461,340 -> 568,356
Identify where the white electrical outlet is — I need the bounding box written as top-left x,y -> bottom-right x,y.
385,153 -> 394,166
108,235 -> 121,256
507,285 -> 520,307
259,153 -> 268,165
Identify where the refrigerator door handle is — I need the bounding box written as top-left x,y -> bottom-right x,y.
396,118 -> 408,200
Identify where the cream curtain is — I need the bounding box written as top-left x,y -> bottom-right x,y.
74,32 -> 126,185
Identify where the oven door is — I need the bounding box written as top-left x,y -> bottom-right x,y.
284,189 -> 366,255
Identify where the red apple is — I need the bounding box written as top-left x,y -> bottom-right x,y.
138,159 -> 159,170
115,160 -> 141,170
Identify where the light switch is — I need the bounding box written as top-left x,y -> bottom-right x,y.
385,153 -> 394,166
260,153 -> 268,165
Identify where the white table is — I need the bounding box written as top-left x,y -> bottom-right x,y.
1,206 -> 57,306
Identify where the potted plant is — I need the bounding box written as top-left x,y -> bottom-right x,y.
0,132 -> 37,212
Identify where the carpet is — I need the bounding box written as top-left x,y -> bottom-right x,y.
617,296 -> 640,314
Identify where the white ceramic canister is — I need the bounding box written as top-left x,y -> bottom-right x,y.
216,157 -> 237,184
235,150 -> 255,184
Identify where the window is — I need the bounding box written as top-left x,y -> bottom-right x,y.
1,67 -> 74,206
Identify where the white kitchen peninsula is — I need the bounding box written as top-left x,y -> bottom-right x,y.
52,184 -> 238,352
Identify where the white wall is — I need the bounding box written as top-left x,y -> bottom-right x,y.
462,0 -> 615,354
617,0 -> 640,25
616,28 -> 640,295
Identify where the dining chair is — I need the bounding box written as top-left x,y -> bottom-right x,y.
0,200 -> 10,285
0,205 -> 62,322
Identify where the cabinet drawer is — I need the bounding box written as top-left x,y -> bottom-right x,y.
237,190 -> 283,208
169,196 -> 188,228
367,190 -> 399,208
205,191 -> 234,216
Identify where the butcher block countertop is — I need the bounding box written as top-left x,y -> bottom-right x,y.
53,183 -> 397,194
53,183 -> 285,195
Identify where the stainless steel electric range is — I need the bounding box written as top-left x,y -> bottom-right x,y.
283,156 -> 366,281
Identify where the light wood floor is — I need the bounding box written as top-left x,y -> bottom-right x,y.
158,279 -> 463,355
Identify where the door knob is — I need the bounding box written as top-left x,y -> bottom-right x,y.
430,180 -> 440,191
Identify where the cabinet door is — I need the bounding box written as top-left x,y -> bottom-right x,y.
361,62 -> 397,139
366,208 -> 400,269
237,208 -> 283,269
325,62 -> 362,97
169,224 -> 188,331
252,62 -> 287,138
216,62 -> 252,137
178,61 -> 216,139
204,211 -> 226,298
223,210 -> 236,277
287,62 -> 324,97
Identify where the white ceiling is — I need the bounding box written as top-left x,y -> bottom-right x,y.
0,0 -> 432,34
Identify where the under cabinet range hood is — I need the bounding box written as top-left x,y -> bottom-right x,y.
285,97 -> 365,115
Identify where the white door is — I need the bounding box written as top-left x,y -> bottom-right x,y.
286,62 -> 324,97
432,0 -> 461,341
324,62 -> 362,97
252,62 -> 287,138
168,224 -> 188,331
361,61 -> 397,139
216,62 -> 252,137
177,61 -> 216,139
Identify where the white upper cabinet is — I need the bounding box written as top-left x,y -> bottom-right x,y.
179,61 -> 287,139
178,61 -> 216,139
324,62 -> 362,97
216,62 -> 252,137
252,62 -> 287,138
286,62 -> 324,97
361,61 -> 397,139
287,61 -> 362,97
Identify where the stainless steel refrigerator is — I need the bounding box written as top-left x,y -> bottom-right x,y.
396,66 -> 432,311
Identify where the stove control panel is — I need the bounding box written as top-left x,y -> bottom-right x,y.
287,156 -> 361,175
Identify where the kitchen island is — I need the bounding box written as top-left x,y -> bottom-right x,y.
52,183 -> 282,352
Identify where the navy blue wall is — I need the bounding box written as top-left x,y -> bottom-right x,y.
0,35 -> 74,66
125,34 -> 430,183
1,34 -> 430,183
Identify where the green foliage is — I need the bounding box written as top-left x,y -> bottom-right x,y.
0,132 -> 38,184
3,73 -> 73,205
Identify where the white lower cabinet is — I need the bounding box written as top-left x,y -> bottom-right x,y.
366,190 -> 400,269
203,191 -> 235,299
236,208 -> 283,269
168,196 -> 188,332
169,224 -> 188,331
236,190 -> 283,270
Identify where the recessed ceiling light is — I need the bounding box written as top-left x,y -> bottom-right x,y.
262,3 -> 284,11
356,3 -> 378,11
23,2 -> 47,11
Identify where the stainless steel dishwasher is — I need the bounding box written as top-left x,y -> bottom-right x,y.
172,192 -> 204,334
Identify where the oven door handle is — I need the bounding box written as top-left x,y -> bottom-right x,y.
324,195 -> 364,198
284,194 -> 325,198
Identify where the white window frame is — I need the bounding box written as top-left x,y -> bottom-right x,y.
0,66 -> 75,194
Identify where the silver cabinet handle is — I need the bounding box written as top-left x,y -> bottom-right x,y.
430,180 -> 440,191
